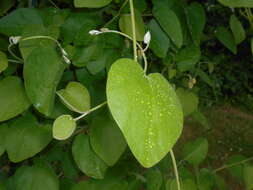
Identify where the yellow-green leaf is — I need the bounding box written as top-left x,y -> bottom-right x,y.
53,115 -> 76,140
106,58 -> 183,168
218,0 -> 253,7
229,14 -> 246,45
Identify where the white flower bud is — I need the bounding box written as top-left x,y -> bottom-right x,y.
144,31 -> 151,45
89,30 -> 102,35
9,36 -> 21,44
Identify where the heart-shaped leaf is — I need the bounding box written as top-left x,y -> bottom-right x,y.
5,114 -> 52,162
176,88 -> 199,117
90,110 -> 127,166
74,0 -> 113,8
24,46 -> 65,116
119,9 -> 145,41
0,76 -> 31,122
182,137 -> 208,166
106,58 -> 183,168
53,115 -> 76,140
0,51 -> 8,73
14,165 -> 59,190
72,134 -> 108,179
57,81 -> 90,113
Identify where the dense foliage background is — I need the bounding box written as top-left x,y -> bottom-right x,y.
0,0 -> 253,189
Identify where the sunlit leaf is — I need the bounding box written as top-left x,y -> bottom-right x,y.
107,58 -> 183,167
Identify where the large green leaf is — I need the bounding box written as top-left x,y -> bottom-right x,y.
153,5 -> 183,48
72,134 -> 108,179
0,51 -> 8,73
218,0 -> 253,7
0,76 -> 30,122
90,110 -> 127,166
5,114 -> 52,162
182,137 -> 208,166
176,88 -> 199,117
215,26 -> 237,54
229,14 -> 246,45
57,81 -> 91,113
0,8 -> 43,36
74,0 -> 113,8
0,124 -> 8,157
185,2 -> 206,45
106,58 -> 183,167
147,19 -> 170,58
244,164 -> 253,190
14,165 -> 59,190
119,9 -> 145,41
24,46 -> 65,116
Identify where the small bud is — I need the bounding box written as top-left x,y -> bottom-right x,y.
89,30 -> 102,35
144,31 -> 151,45
9,36 -> 21,44
61,49 -> 68,56
63,55 -> 71,64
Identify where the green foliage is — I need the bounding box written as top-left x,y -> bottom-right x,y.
0,0 -> 253,189
107,58 -> 183,167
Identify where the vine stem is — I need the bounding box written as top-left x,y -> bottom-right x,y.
100,29 -> 148,73
74,101 -> 107,121
170,150 -> 181,190
213,156 -> 253,173
129,0 -> 137,61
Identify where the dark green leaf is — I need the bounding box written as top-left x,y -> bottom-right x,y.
218,0 -> 253,7
176,88 -> 199,117
0,76 -> 30,122
185,2 -> 206,45
182,137 -> 208,166
14,165 -> 59,190
107,58 -> 183,167
153,5 -> 183,48
215,26 -> 237,54
24,46 -> 65,116
146,168 -> 163,190
198,169 -> 214,190
0,8 -> 43,36
6,114 -> 52,162
72,134 -> 108,179
0,124 -> 8,157
243,164 -> 253,190
226,154 -> 247,180
90,110 -> 127,166
0,51 -> 8,73
229,14 -> 246,44
147,19 -> 170,58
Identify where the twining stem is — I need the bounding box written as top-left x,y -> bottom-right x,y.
100,29 -> 148,73
213,156 -> 253,173
170,150 -> 181,190
74,101 -> 107,121
129,0 -> 137,61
